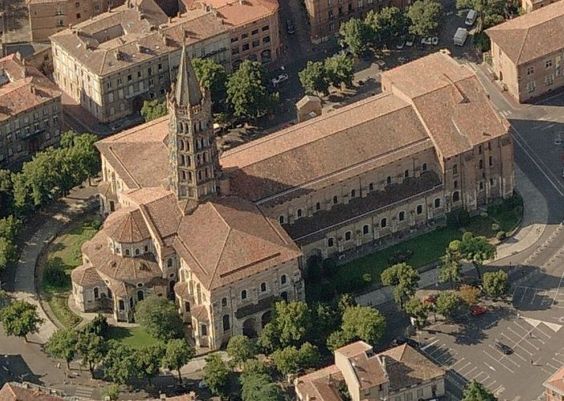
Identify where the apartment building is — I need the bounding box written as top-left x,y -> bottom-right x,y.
0,53 -> 62,168
51,0 -> 231,123
180,0 -> 280,69
487,0 -> 564,103
304,0 -> 408,43
544,367 -> 564,401
295,341 -> 446,401
26,0 -> 125,42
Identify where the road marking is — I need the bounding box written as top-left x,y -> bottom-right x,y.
448,357 -> 466,369
473,371 -> 488,381
546,361 -> 560,371
523,317 -> 562,333
421,339 -> 439,351
483,378 -> 497,388
552,356 -> 564,365
483,361 -> 496,371
493,385 -> 505,396
552,271 -> 564,308
489,344 -> 521,367
507,327 -> 540,350
456,361 -> 473,373
483,350 -> 516,374
465,366 -> 478,376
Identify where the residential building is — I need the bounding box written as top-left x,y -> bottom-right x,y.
487,1 -> 564,103
71,50 -> 513,350
520,0 -> 561,13
179,0 -> 280,69
26,0 -> 125,42
295,341 -> 446,401
544,366 -> 564,401
304,0 -> 409,44
51,0 -> 231,123
0,53 -> 63,167
0,383 -> 65,401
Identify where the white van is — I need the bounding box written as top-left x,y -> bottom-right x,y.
453,27 -> 468,46
465,9 -> 478,26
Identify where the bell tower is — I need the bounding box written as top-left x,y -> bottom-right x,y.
167,43 -> 219,205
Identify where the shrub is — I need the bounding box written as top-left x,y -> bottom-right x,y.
496,231 -> 506,240
362,273 -> 372,283
491,223 -> 501,232
44,258 -> 68,289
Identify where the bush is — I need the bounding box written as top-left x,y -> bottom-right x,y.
496,231 -> 506,240
491,223 -> 501,232
44,258 -> 68,289
362,273 -> 372,283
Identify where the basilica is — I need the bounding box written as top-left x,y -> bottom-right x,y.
71,48 -> 514,350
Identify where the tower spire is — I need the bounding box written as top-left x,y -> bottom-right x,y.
175,40 -> 202,107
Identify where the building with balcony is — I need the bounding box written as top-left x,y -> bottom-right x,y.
295,341 -> 446,401
0,53 -> 62,167
180,0 -> 280,69
71,50 -> 514,350
487,0 -> 564,102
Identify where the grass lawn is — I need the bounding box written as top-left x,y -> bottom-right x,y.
107,325 -> 160,349
463,195 -> 523,238
41,214 -> 100,328
307,226 -> 462,302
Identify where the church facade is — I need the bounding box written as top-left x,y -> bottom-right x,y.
71,48 -> 514,350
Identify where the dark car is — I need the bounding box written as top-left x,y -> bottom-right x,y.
470,304 -> 488,316
286,19 -> 296,34
495,341 -> 513,355
392,336 -> 419,348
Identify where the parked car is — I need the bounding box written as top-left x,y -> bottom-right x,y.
453,27 -> 469,46
406,35 -> 415,47
421,36 -> 439,45
431,36 -> 439,45
271,72 -> 289,87
396,38 -> 406,49
495,341 -> 513,355
470,304 -> 488,316
465,9 -> 478,26
286,19 -> 296,34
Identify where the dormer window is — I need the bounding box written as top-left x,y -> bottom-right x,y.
125,249 -> 130,256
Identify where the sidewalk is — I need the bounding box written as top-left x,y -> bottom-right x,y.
357,166 -> 549,307
11,185 -> 98,344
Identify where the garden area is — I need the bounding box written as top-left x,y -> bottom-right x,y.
306,194 -> 523,302
39,213 -> 101,328
106,325 -> 160,349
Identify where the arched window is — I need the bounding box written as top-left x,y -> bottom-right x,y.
479,159 -> 483,169
452,191 -> 460,202
201,324 -> 208,336
422,163 -> 427,171
94,287 -> 99,299
281,292 -> 288,301
453,164 -> 458,175
369,183 -> 374,191
404,169 -> 409,178
327,237 -> 334,247
125,249 -> 130,256
363,225 -> 369,235
144,245 -> 148,252
279,215 -> 285,224
399,211 -> 405,221
135,248 -> 139,255
223,315 -> 230,331
386,176 -> 391,185
434,198 -> 441,208
137,290 -> 144,301
184,301 -> 191,312
350,189 -> 356,198
281,274 -> 287,285
316,202 -> 321,211
222,297 -> 228,307
297,209 -> 302,218
345,231 -> 352,241
489,156 -> 493,166
167,258 -> 173,267
260,282 -> 267,292
333,196 -> 338,204
454,180 -> 458,189
417,205 -> 423,214
241,290 -> 247,300
118,300 -> 125,310
381,218 -> 387,228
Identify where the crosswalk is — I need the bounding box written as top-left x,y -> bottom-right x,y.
73,386 -> 94,399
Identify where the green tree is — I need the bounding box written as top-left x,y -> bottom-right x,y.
163,339 -> 194,382
365,7 -> 408,45
273,300 -> 312,347
327,330 -> 350,351
241,371 -> 283,401
0,290 -> 10,310
192,58 -> 228,102
298,342 -> 321,369
313,302 -> 340,341
102,384 -> 120,401
226,335 -> 257,367
0,216 -> 21,241
435,291 -> 465,321
136,343 -> 165,385
439,252 -> 462,289
457,232 -> 496,279
403,297 -> 430,328
258,322 -> 280,353
324,53 -> 354,88
462,380 -> 498,401
298,61 -> 329,95
45,328 -> 78,369
141,99 -> 167,122
63,132 -> 100,185
83,313 -> 109,338
407,0 -> 443,37
0,300 -> 44,342
227,60 -> 277,120
203,353 -> 230,398
456,0 -> 506,30
339,18 -> 372,56
0,169 -> 14,217
103,341 -> 137,385
76,331 -> 107,375
0,237 -> 17,272
341,305 -> 386,345
271,346 -> 301,376
381,263 -> 420,308
458,284 -> 480,305
482,270 -> 508,299
134,295 -> 184,341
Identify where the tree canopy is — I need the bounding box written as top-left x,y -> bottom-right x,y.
203,353 -> 230,398
462,380 -> 498,401
456,0 -> 506,30
381,263 -> 420,307
241,371 -> 284,401
103,341 -> 138,385
435,291 -> 465,320
341,305 -> 386,345
299,61 -> 329,95
192,58 -> 228,102
365,7 -> 408,44
226,335 -> 257,367
339,18 -> 372,56
324,53 -> 354,88
407,0 -> 443,37
135,343 -> 165,385
45,328 -> 78,369
0,300 -> 44,341
482,270 -> 508,299
141,99 -> 167,122
163,338 -> 194,382
134,295 -> 184,341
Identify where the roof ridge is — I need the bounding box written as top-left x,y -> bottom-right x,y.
516,26 -> 531,65
208,225 -> 232,288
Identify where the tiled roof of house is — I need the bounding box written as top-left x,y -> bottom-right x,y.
174,196 -> 302,290
0,384 -> 64,401
182,0 -> 278,27
486,1 -> 564,65
51,1 -> 228,76
104,207 -> 152,243
382,51 -> 510,158
71,264 -> 105,287
0,54 -> 61,123
544,366 -> 564,395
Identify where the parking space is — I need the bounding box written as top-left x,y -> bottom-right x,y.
418,313 -> 563,401
513,284 -> 564,311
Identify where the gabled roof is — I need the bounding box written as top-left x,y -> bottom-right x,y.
174,196 -> 301,290
0,384 -> 64,401
544,366 -> 564,395
486,1 -> 564,65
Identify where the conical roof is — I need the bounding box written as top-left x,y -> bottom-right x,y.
175,43 -> 203,107
104,207 -> 151,244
